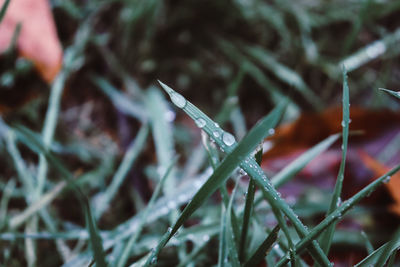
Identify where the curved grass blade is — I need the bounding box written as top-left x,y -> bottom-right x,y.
116,157 -> 177,267
244,225 -> 280,267
225,177 -> 241,267
158,81 -> 330,266
0,0 -> 10,24
276,163 -> 400,267
239,149 -> 261,262
143,85 -> 286,266
354,228 -> 400,267
319,67 -> 350,254
379,88 -> 400,99
13,125 -> 107,267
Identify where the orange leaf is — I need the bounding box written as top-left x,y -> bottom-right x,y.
0,0 -> 63,83
359,151 -> 400,215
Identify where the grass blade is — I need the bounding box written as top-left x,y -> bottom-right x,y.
244,225 -> 280,267
225,177 -> 241,267
158,81 -> 330,266
142,82 -> 286,266
319,67 -> 350,254
379,88 -> 400,99
276,164 -> 400,266
13,125 -> 107,267
239,149 -> 261,262
0,0 -> 10,24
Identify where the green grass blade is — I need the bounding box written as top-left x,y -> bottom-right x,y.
319,68 -> 350,254
13,125 -> 107,267
244,225 -> 280,267
0,0 -> 10,24
379,88 -> 400,99
354,228 -> 400,267
91,75 -> 148,122
142,82 -> 286,266
116,157 -> 177,267
375,227 -> 400,267
239,149 -> 261,262
159,81 -> 330,266
225,177 -> 241,267
92,124 -> 149,219
276,164 -> 400,266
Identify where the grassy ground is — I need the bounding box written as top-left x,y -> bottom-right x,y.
1,0 -> 400,266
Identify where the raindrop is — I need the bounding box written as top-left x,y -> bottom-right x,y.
164,110 -> 176,122
397,91 -> 400,97
167,227 -> 172,233
341,120 -> 346,127
170,92 -> 187,108
268,128 -> 275,135
336,197 -> 342,207
203,235 -> 210,242
214,123 -> 220,128
213,131 -> 221,138
222,132 -> 235,146
150,256 -> 157,265
195,118 -> 206,128
239,169 -> 247,176
384,176 -> 391,184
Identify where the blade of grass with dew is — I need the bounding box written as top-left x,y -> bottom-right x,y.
239,148 -> 261,262
244,225 -> 280,267
319,67 -> 350,254
158,81 -> 330,266
340,27 -> 400,72
242,44 -> 323,110
0,0 -> 10,24
142,83 -> 286,266
276,164 -> 400,267
354,230 -> 400,267
0,178 -> 15,229
92,124 -> 149,219
9,180 -> 67,229
116,157 -> 177,267
91,75 -> 148,122
13,125 -> 107,267
379,88 -> 400,99
361,231 -> 374,254
375,227 -> 400,267
145,87 -> 177,200
225,177 -> 241,267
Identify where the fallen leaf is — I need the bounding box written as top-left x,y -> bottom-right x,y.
359,151 -> 400,215
0,0 -> 62,83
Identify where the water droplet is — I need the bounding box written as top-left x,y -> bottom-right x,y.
268,128 -> 275,135
397,91 -> 400,97
170,92 -> 187,108
336,197 -> 342,207
203,235 -> 210,242
341,144 -> 344,150
214,123 -> 220,128
222,132 -> 235,146
195,118 -> 206,128
150,256 -> 157,265
384,176 -> 391,184
239,169 -> 247,176
164,110 -> 176,122
341,120 -> 346,127
167,227 -> 172,233
212,131 -> 220,138
348,118 -> 352,124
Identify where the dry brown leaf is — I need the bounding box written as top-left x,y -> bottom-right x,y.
359,151 -> 400,216
0,0 -> 62,83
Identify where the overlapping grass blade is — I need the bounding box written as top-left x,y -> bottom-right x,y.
13,125 -> 107,267
142,82 -> 286,266
225,178 -> 241,267
320,68 -> 350,254
354,228 -> 400,267
158,81 -> 330,266
276,164 -> 400,266
239,149 -> 261,262
244,225 -> 280,267
379,88 -> 400,99
116,157 -> 177,267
